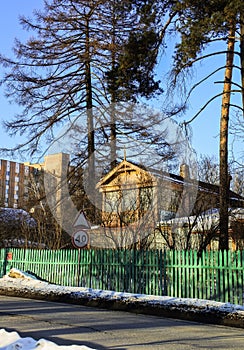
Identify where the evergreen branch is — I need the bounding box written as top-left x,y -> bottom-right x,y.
184,88 -> 242,126
173,50 -> 241,84
229,103 -> 244,111
183,92 -> 224,125
184,66 -> 226,103
214,80 -> 244,91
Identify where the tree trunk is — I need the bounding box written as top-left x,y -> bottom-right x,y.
110,104 -> 117,169
85,18 -> 95,174
219,24 -> 236,251
240,14 -> 244,112
110,10 -> 117,170
85,18 -> 96,219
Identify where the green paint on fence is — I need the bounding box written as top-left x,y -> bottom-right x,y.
0,248 -> 243,305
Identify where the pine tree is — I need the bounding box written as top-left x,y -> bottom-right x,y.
161,0 -> 244,250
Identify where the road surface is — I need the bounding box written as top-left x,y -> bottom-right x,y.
0,296 -> 244,349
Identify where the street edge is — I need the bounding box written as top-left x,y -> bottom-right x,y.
1,284 -> 244,329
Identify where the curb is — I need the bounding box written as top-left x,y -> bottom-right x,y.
1,279 -> 244,329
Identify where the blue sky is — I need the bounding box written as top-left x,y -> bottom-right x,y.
0,1 -> 242,164
0,1 -> 44,161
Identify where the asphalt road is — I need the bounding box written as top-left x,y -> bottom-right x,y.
0,296 -> 244,349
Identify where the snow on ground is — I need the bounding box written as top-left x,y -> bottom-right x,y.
0,207 -> 36,229
0,269 -> 97,349
0,329 -> 95,350
2,268 -> 244,314
1,268 -> 244,349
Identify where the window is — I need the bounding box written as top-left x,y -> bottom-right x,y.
139,187 -> 153,211
159,188 -> 181,214
105,188 -> 138,213
105,191 -> 120,212
169,190 -> 181,212
121,188 -> 137,211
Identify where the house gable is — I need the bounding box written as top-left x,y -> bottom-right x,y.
96,160 -> 155,192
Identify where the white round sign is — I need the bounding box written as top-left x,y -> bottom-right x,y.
72,230 -> 89,248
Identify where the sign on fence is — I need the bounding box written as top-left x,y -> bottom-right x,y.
72,210 -> 90,248
72,230 -> 89,248
73,210 -> 91,229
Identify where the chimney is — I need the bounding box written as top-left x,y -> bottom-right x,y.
180,163 -> 190,179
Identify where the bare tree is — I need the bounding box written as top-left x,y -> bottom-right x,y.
198,155 -> 219,185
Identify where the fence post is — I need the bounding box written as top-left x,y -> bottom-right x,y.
77,248 -> 81,287
4,249 -> 13,275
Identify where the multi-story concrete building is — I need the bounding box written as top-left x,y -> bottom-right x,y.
29,153 -> 70,226
0,153 -> 70,211
0,159 -> 33,208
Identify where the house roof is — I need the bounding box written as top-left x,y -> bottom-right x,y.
96,159 -> 149,188
96,159 -> 244,206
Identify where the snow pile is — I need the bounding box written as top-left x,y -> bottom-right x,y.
1,268 -> 244,329
0,329 -> 95,350
8,268 -> 38,280
1,268 -> 244,313
0,208 -> 36,227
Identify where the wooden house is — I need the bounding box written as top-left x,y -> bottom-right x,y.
94,158 -> 244,249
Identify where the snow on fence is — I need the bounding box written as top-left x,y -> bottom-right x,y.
0,248 -> 244,305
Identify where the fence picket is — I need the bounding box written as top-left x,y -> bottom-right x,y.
201,251 -> 206,300
205,251 -> 210,300
1,248 -> 244,305
241,251 -> 244,305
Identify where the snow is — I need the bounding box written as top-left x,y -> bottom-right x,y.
3,267 -> 244,313
0,208 -> 36,227
2,268 -> 244,313
159,207 -> 244,232
1,267 -> 244,349
0,269 -> 97,349
0,329 -> 95,350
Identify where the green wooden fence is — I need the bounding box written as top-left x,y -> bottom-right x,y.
1,248 -> 244,305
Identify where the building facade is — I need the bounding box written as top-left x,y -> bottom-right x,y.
0,153 -> 70,211
96,159 -> 244,250
0,159 -> 32,208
